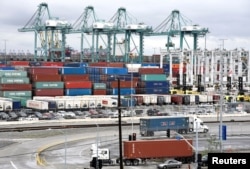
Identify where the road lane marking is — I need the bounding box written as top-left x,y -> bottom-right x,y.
10,161 -> 18,169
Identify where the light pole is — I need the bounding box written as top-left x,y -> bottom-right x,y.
3,39 -> 7,63
49,128 -> 67,169
117,78 -> 124,169
95,123 -> 99,169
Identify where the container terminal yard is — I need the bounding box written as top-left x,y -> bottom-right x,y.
0,2 -> 250,169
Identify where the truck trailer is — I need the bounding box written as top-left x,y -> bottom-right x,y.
91,139 -> 194,167
140,116 -> 209,136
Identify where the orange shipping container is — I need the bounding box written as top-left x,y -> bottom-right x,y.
64,81 -> 92,89
41,62 -> 64,67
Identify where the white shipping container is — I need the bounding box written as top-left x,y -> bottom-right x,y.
73,100 -> 81,109
0,101 -> 4,111
199,95 -> 208,103
65,100 -> 74,109
56,99 -> 65,109
149,95 -> 158,105
26,100 -> 49,110
189,95 -> 196,104
163,95 -> 171,104
3,100 -> 13,111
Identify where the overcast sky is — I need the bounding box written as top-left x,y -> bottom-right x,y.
0,0 -> 249,55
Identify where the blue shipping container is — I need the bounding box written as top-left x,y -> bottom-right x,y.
142,88 -> 169,94
121,98 -> 136,107
64,62 -> 88,67
142,81 -> 169,88
109,88 -> 135,95
12,100 -> 21,110
0,67 -> 15,70
65,88 -> 92,96
101,67 -> 128,75
140,116 -> 189,136
60,67 -> 86,75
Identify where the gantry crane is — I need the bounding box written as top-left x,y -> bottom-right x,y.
18,3 -> 72,61
109,7 -> 152,63
71,6 -> 98,62
147,10 -> 209,51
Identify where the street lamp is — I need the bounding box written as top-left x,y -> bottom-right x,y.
117,78 -> 124,169
48,128 -> 67,169
3,39 -> 7,63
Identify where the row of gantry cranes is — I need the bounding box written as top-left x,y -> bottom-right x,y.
17,2 -> 209,62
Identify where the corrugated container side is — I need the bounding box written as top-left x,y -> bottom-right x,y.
0,70 -> 27,77
0,77 -> 30,84
137,88 -> 169,94
60,67 -> 86,75
62,74 -> 89,81
92,89 -> 107,95
64,81 -> 92,89
110,81 -> 137,88
88,62 -> 107,67
139,68 -> 164,74
28,67 -> 59,75
0,84 -> 32,91
107,62 -> 124,67
12,100 -> 22,110
41,62 -> 64,67
63,62 -> 88,67
9,61 -> 30,66
9,96 -> 31,107
139,81 -> 169,88
108,88 -> 135,95
0,91 -> 32,97
0,67 -> 15,70
34,89 -> 64,96
101,67 -> 128,75
65,89 -> 92,96
33,82 -> 64,89
123,139 -> 193,159
93,83 -> 106,90
141,74 -> 167,81
31,74 -> 61,82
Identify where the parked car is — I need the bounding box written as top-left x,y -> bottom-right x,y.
157,159 -> 182,169
201,154 -> 208,166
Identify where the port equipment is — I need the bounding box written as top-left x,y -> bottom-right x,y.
18,3 -> 72,61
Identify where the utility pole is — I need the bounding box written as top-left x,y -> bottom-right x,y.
219,39 -> 227,50
3,39 -> 7,63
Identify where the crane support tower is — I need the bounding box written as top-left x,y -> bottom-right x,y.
18,3 -> 72,61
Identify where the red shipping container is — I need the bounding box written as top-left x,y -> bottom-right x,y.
28,67 -> 59,75
107,62 -> 124,67
88,62 -> 107,67
64,81 -> 92,89
123,139 -> 193,159
93,89 -> 107,95
62,74 -> 89,81
0,84 -> 32,91
139,68 -> 164,74
9,61 -> 30,66
34,89 -> 64,96
31,74 -> 62,82
110,81 -> 137,88
41,62 -> 64,67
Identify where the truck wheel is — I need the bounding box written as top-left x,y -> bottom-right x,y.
204,129 -> 209,133
125,160 -> 132,166
133,159 -> 139,166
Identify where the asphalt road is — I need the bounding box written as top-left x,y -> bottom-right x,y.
0,121 -> 250,169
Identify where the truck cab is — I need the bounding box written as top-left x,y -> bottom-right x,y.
189,117 -> 209,133
91,144 -> 113,165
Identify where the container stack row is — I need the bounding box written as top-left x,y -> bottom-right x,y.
0,70 -> 32,107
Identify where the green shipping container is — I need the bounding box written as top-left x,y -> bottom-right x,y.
0,70 -> 27,77
141,74 -> 167,81
9,96 -> 32,107
93,83 -> 107,89
34,82 -> 64,89
0,91 -> 32,97
0,77 -> 30,84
